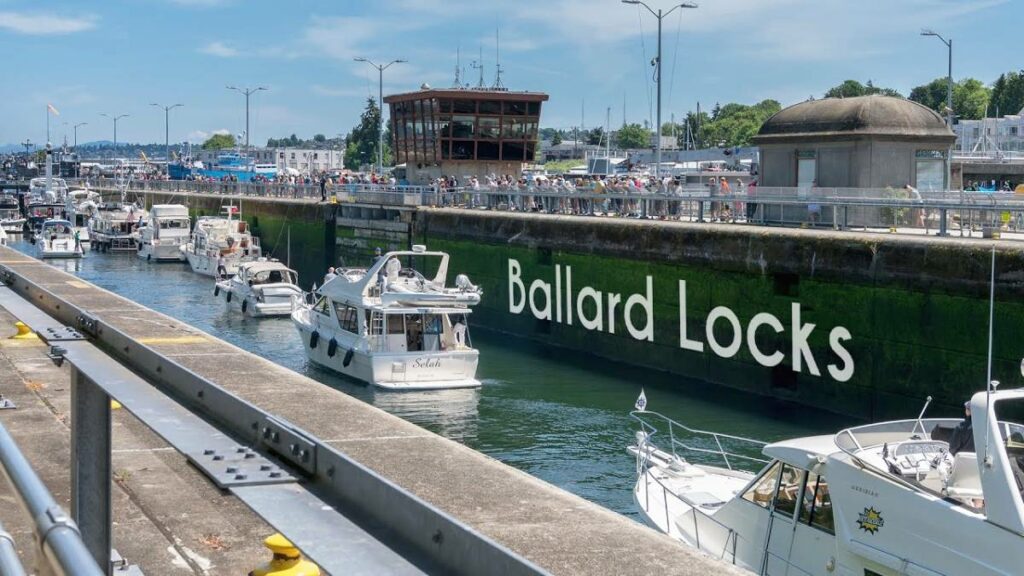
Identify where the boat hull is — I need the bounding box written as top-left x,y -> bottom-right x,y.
138,241 -> 187,262
215,281 -> 301,317
292,314 -> 480,390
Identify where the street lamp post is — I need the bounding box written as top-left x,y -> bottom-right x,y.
73,122 -> 87,178
922,29 -> 954,191
226,86 -> 266,153
73,122 -> 87,150
151,103 -> 184,176
622,0 -> 697,179
354,57 -> 406,174
100,113 -> 129,158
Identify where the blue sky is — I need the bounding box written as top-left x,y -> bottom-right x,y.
0,0 -> 1020,147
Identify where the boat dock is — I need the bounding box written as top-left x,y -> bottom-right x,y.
0,244 -> 741,575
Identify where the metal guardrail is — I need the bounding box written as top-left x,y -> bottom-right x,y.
629,411 -> 768,473
0,267 -> 549,576
71,178 -> 1024,240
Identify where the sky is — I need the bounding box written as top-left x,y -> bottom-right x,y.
0,0 -> 1021,147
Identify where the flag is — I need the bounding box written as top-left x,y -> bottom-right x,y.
634,388 -> 647,411
47,103 -> 60,116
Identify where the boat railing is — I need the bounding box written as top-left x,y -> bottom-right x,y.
633,434 -> 741,565
630,410 -> 768,473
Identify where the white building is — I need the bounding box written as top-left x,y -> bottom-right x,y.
198,147 -> 345,174
955,108 -> 1024,154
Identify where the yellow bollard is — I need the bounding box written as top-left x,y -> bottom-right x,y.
111,400 -> 123,410
249,534 -> 320,576
11,322 -> 38,340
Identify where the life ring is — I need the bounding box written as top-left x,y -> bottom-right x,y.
342,348 -> 354,367
226,291 -> 232,303
213,285 -> 220,296
241,299 -> 248,314
327,338 -> 338,358
309,330 -> 319,349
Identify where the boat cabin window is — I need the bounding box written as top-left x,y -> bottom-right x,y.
406,314 -> 424,351
160,218 -> 188,229
798,472 -> 834,534
772,464 -> 804,518
387,314 -> 405,335
332,302 -> 359,334
742,461 -> 782,508
313,296 -> 330,316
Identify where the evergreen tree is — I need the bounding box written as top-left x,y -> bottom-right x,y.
343,97 -> 391,170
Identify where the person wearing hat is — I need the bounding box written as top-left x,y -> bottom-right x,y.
373,246 -> 383,263
949,401 -> 975,456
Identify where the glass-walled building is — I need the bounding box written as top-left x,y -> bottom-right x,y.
384,89 -> 548,183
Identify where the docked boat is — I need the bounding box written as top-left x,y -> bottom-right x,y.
36,219 -> 84,259
137,204 -> 190,262
628,390 -> 1024,575
26,201 -> 65,236
180,207 -> 261,277
89,201 -> 146,252
65,189 -> 99,247
168,152 -> 278,182
0,195 -> 25,234
27,177 -> 68,203
291,245 -> 483,390
214,260 -> 302,317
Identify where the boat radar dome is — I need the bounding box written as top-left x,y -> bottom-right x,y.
421,83 -> 431,90
411,244 -> 427,253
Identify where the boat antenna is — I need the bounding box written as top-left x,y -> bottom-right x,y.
984,245 -> 998,467
453,45 -> 462,89
913,395 -> 932,437
492,27 -> 505,90
471,45 -> 485,89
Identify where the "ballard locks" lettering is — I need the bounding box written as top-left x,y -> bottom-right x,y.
508,258 -> 854,382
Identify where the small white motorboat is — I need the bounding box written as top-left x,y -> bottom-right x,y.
181,206 -> 261,277
137,204 -> 190,262
37,219 -> 84,259
0,195 -> 25,234
628,389 -> 1024,575
291,245 -> 482,390
214,260 -> 302,317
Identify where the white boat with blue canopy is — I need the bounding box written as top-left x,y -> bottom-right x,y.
291,245 -> 482,390
629,388 -> 1024,575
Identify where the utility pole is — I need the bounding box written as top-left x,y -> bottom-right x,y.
151,103 -> 184,176
100,113 -> 129,157
73,123 -> 87,150
354,57 -> 406,174
623,1 -> 698,177
922,29 -> 954,190
226,86 -> 266,153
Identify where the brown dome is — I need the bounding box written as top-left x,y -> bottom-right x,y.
752,95 -> 955,143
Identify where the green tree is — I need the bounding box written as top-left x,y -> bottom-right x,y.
909,77 -> 990,120
586,127 -> 605,146
991,71 -> 1024,116
824,79 -> 902,99
343,97 -> 391,170
615,123 -> 651,149
551,132 -> 563,146
313,133 -> 326,143
202,133 -> 236,150
698,99 -> 781,148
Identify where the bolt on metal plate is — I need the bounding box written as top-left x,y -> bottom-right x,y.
186,446 -> 294,489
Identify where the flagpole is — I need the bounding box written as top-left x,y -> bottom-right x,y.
46,105 -> 50,144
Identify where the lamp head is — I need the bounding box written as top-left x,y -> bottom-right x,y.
621,0 -> 640,3
354,57 -> 368,63
680,2 -> 698,7
921,28 -> 937,37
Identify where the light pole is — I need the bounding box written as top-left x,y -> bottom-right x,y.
73,123 -> 87,178
100,113 -> 129,158
622,0 -> 697,178
354,57 -> 406,174
226,86 -> 266,153
922,29 -> 954,190
73,122 -> 87,150
151,103 -> 183,176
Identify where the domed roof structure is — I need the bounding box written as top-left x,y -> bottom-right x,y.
752,95 -> 955,143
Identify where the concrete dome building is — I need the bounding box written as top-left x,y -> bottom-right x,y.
752,95 -> 956,191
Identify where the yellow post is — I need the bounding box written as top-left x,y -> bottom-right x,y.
10,322 -> 37,340
249,534 -> 320,576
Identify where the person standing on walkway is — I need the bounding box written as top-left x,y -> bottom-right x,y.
320,175 -> 328,202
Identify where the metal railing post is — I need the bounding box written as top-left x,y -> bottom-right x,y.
0,518 -> 27,576
70,367 -> 112,573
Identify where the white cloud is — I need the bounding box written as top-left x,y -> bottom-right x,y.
187,128 -> 231,142
0,11 -> 97,35
199,41 -> 238,58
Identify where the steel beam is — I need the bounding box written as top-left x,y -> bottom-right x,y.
70,367 -> 112,573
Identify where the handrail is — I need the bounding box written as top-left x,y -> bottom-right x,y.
0,421 -> 104,576
630,410 -> 768,472
0,517 -> 26,576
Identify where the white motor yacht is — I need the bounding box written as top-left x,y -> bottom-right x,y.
28,177 -> 68,202
89,201 -> 146,252
214,260 -> 302,317
66,189 -> 99,247
629,390 -> 1024,575
291,245 -> 482,390
180,207 -> 261,277
137,204 -> 190,262
0,195 -> 25,234
37,219 -> 84,259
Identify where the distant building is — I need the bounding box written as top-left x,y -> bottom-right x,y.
752,95 -> 956,191
384,88 -> 548,183
540,140 -> 601,161
650,134 -> 679,151
955,110 -> 1024,154
198,147 -> 344,174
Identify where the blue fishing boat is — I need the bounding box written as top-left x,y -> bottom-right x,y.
168,152 -> 278,182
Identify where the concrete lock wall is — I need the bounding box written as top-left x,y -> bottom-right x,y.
413,210 -> 1024,420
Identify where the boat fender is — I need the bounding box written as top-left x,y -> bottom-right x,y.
327,338 -> 338,358
309,331 -> 319,349
147,253 -> 151,261
213,285 -> 220,296
342,348 -> 354,367
226,291 -> 232,303
241,299 -> 248,314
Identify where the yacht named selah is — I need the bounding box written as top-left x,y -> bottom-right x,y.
291,245 -> 482,390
